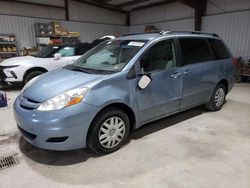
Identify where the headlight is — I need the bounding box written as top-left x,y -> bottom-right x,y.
37,87 -> 88,111
21,76 -> 39,92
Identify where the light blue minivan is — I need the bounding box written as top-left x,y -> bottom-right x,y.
14,31 -> 235,154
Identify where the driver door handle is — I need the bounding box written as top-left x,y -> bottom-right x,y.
171,72 -> 182,79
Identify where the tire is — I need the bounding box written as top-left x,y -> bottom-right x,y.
87,107 -> 130,154
205,84 -> 226,111
24,71 -> 44,84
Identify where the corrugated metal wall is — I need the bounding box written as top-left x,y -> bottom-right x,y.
129,0 -> 250,59
68,0 -> 126,25
130,2 -> 194,25
202,10 -> 250,58
0,1 -> 65,20
0,5 -> 249,59
0,15 -> 128,49
129,18 -> 194,33
0,0 -> 127,25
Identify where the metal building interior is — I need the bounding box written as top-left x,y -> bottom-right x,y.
0,0 -> 250,187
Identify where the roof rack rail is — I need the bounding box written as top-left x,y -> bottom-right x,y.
159,30 -> 171,35
122,32 -> 159,37
122,33 -> 146,37
159,30 -> 219,37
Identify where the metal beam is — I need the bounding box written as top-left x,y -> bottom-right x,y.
93,0 -> 112,3
176,0 -> 195,8
74,0 -> 128,14
0,0 -> 65,9
64,0 -> 69,20
132,0 -> 175,11
177,0 -> 206,31
117,0 -> 150,8
194,0 -> 206,31
126,12 -> 130,26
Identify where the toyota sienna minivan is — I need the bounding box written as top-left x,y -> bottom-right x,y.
14,31 -> 235,154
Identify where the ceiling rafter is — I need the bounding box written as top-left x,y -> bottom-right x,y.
74,0 -> 128,14
132,0 -> 176,11
117,0 -> 150,8
0,0 -> 65,9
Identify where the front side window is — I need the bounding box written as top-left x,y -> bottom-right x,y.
72,40 -> 147,72
140,40 -> 176,73
34,45 -> 60,58
33,45 -> 75,58
179,38 -> 213,65
57,46 -> 75,57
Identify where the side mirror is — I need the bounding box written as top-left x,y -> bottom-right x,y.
138,75 -> 151,89
54,53 -> 62,60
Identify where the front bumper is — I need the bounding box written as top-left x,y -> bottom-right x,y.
0,66 -> 21,87
14,96 -> 101,150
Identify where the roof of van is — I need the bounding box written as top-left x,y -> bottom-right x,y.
117,31 -> 220,41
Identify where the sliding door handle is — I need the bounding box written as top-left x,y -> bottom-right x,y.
171,72 -> 182,78
184,70 -> 191,75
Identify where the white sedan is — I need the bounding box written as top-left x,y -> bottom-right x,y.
0,44 -> 81,86
0,36 -> 114,87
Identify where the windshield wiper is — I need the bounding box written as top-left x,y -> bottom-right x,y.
64,64 -> 117,75
64,65 -> 96,74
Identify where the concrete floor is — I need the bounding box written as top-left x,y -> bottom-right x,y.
0,83 -> 250,188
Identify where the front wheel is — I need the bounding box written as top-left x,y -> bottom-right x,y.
205,84 -> 226,111
87,107 -> 130,154
24,71 -> 44,84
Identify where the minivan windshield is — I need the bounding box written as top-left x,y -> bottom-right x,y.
71,40 -> 147,73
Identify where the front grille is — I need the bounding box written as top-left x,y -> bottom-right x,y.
20,104 -> 35,110
0,155 -> 18,170
0,70 -> 7,81
46,137 -> 68,143
19,97 -> 41,110
18,125 -> 37,141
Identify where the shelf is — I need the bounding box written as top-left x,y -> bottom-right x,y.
0,34 -> 19,59
0,52 -> 18,54
0,42 -> 16,45
36,35 -> 80,38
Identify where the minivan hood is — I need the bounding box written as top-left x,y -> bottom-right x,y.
0,56 -> 35,66
23,68 -> 105,102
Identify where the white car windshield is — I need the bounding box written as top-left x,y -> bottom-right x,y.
71,40 -> 147,72
34,45 -> 75,58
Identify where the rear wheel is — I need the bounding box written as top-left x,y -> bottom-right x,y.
87,107 -> 130,154
24,71 -> 44,84
205,84 -> 226,111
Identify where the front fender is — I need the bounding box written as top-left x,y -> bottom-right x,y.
84,72 -> 140,128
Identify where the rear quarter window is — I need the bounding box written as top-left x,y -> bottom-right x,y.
179,37 -> 213,65
209,39 -> 231,60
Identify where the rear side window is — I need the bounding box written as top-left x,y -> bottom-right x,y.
179,38 -> 213,65
209,39 -> 230,60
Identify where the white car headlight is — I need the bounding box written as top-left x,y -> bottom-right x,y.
37,87 -> 88,111
21,76 -> 39,93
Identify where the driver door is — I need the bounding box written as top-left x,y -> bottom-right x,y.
136,39 -> 183,123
